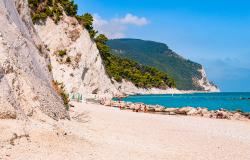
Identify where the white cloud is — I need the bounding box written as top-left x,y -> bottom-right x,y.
115,13 -> 150,26
93,14 -> 108,27
93,13 -> 150,39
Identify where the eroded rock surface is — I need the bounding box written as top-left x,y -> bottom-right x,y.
0,0 -> 68,120
35,17 -> 120,100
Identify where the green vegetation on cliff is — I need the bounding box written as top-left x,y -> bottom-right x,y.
28,0 -> 77,23
107,39 -> 204,90
76,13 -> 98,38
28,0 -> 97,37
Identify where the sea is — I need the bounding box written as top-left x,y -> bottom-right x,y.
116,92 -> 250,112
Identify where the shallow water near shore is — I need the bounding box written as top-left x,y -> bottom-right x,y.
116,92 -> 250,112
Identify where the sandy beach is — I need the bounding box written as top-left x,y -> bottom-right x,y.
1,102 -> 250,160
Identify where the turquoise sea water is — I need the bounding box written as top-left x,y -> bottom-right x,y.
117,92 -> 250,112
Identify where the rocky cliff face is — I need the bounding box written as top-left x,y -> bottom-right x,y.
0,0 -> 68,120
34,16 -> 120,100
195,68 -> 220,92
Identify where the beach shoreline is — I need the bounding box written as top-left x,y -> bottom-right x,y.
113,90 -> 220,99
100,99 -> 250,121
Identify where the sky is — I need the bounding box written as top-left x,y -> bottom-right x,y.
74,0 -> 250,92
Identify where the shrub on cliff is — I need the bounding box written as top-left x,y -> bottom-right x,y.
28,0 -> 77,24
52,80 -> 70,110
61,0 -> 78,16
95,34 -> 110,54
28,1 -> 97,37
77,13 -> 98,38
58,50 -> 67,57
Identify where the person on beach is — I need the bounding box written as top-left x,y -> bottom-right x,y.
118,97 -> 124,110
101,98 -> 104,105
119,102 -> 122,110
134,104 -> 141,112
118,97 -> 122,103
143,105 -> 147,112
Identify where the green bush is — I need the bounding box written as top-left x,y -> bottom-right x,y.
31,13 -> 41,23
77,13 -> 97,39
28,0 -> 39,9
76,13 -> 93,28
58,50 -> 67,57
62,0 -> 78,16
52,81 -> 70,110
95,34 -> 108,44
89,30 -> 98,39
28,1 -> 97,38
40,12 -> 48,20
45,7 -> 53,16
29,0 -> 77,24
61,91 -> 69,105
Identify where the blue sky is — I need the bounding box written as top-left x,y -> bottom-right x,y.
75,0 -> 250,92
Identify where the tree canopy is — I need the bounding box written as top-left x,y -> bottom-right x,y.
76,13 -> 97,38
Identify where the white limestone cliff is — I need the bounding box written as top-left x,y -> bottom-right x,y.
34,16 -> 121,100
0,0 -> 68,120
196,68 -> 220,92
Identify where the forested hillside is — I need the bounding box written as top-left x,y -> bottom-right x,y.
95,35 -> 176,89
107,39 -> 205,90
